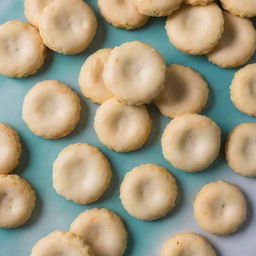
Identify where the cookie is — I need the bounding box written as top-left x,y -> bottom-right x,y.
160,232 -> 216,256
31,231 -> 93,256
225,123 -> 256,177
70,208 -> 127,256
220,0 -> 256,18
184,0 -> 214,6
120,163 -> 177,221
165,4 -> 224,55
24,0 -> 53,28
22,80 -> 81,139
207,11 -> 256,68
94,98 -> 152,152
230,64 -> 256,116
193,180 -> 247,235
0,20 -> 46,78
103,41 -> 166,105
79,49 -> 113,104
155,64 -> 209,118
53,143 -> 112,204
161,113 -> 221,172
136,0 -> 183,17
0,123 -> 21,174
0,174 -> 35,228
38,0 -> 97,54
98,0 -> 148,30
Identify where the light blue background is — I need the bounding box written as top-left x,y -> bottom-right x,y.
0,1 -> 255,255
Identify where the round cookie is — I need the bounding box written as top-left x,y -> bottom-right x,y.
155,64 -> 209,118
53,143 -> 112,204
79,49 -> 113,104
0,123 -> 21,174
103,41 -> 166,105
165,4 -> 224,55
136,0 -> 183,17
24,0 -> 54,28
225,123 -> 256,177
120,163 -> 177,221
22,80 -> 81,139
98,0 -> 148,30
207,11 -> 256,68
0,20 -> 46,78
160,232 -> 216,256
161,113 -> 221,172
230,64 -> 256,116
38,0 -> 97,54
0,175 -> 35,228
184,0 -> 214,6
94,98 -> 152,152
220,0 -> 256,18
70,208 -> 127,256
31,231 -> 93,256
193,180 -> 247,235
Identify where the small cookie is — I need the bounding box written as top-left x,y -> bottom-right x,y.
194,180 -> 247,235
31,231 -> 93,256
0,123 -> 21,174
0,174 -> 35,228
155,64 -> 209,118
225,123 -> 256,177
70,208 -> 127,256
39,0 -> 97,54
94,98 -> 152,152
230,64 -> 256,116
53,143 -> 112,204
160,232 -> 216,256
98,0 -> 148,30
120,163 -> 177,220
79,49 -> 113,104
161,113 -> 221,172
103,41 -> 166,105
184,0 -> 214,6
220,0 -> 256,18
0,20 -> 46,78
24,0 -> 53,28
165,4 -> 224,55
22,80 -> 81,139
136,0 -> 183,17
207,11 -> 256,68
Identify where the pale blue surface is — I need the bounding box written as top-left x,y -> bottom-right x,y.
0,1 -> 256,255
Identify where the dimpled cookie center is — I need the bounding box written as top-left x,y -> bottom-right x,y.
210,198 -> 228,218
139,179 -> 161,204
185,10 -> 208,35
0,192 -> 13,212
38,96 -> 59,116
242,138 -> 256,160
180,130 -> 199,153
249,77 -> 256,97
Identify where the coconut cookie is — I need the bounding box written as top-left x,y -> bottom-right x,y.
39,0 -> 97,54
70,208 -> 127,256
0,20 -> 46,78
0,175 -> 35,228
79,49 -> 113,104
24,0 -> 54,28
160,232 -> 216,256
120,163 -> 177,221
53,143 -> 112,204
207,12 -> 256,68
103,41 -> 166,105
22,80 -> 81,139
165,4 -> 224,55
230,64 -> 256,116
155,65 -> 208,118
0,123 -> 21,174
194,180 -> 247,235
226,123 -> 256,177
136,0 -> 183,17
220,0 -> 256,18
161,113 -> 221,172
31,231 -> 93,256
98,0 -> 148,30
94,98 -> 152,152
